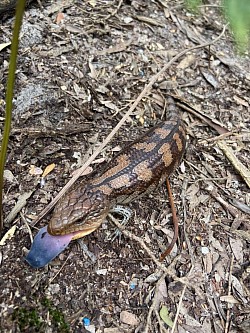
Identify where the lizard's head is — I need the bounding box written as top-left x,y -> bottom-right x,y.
25,186 -> 110,268
47,188 -> 110,239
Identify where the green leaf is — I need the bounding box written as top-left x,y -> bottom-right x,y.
159,305 -> 174,328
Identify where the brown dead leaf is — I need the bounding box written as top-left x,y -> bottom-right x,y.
65,25 -> 83,33
220,295 -> 240,304
231,275 -> 247,304
203,252 -> 213,274
0,226 -> 16,246
104,328 -> 123,333
200,70 -> 219,88
229,237 -> 244,263
177,54 -> 196,69
100,100 -> 118,112
29,165 -> 43,176
134,15 -> 165,27
120,311 -> 139,326
96,39 -> 133,56
42,163 -> 56,178
183,313 -> 202,327
88,57 -> 98,79
186,183 -> 201,209
56,12 -> 64,24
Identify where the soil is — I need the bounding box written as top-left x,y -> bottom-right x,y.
0,1 -> 249,332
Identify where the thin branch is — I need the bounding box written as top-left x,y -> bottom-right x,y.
224,256 -> 234,333
171,265 -> 194,333
145,272 -> 169,333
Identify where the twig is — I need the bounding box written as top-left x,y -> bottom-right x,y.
109,214 -> 172,274
34,25 -> 227,225
176,101 -> 228,135
145,272 -> 169,333
171,265 -> 194,333
104,0 -> 123,20
181,178 -> 195,265
224,256 -> 234,333
160,179 -> 179,260
47,253 -> 71,285
217,140 -> 250,188
20,212 -> 33,243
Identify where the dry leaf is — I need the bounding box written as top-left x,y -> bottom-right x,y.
135,15 -> 165,27
96,39 -> 133,56
104,328 -> 123,333
120,311 -> 139,326
0,226 -> 16,246
220,295 -> 240,304
65,25 -> 83,33
42,163 -> 56,178
88,57 -> 98,79
201,70 -> 219,88
229,237 -> 243,263
201,318 -> 211,333
231,275 -> 244,298
29,165 -> 43,176
184,314 -> 202,327
177,54 -> 196,69
56,12 -> 64,24
3,170 -> 15,182
145,269 -> 163,283
71,166 -> 93,177
5,191 -> 34,224
0,42 -> 11,52
100,100 -> 118,112
203,251 -> 213,273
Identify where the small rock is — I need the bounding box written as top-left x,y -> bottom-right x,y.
85,324 -> 95,333
120,311 -> 139,326
123,16 -> 133,24
95,269 -> 108,275
201,246 -> 209,255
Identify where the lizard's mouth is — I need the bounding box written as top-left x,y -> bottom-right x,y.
25,212 -> 107,268
25,226 -> 89,268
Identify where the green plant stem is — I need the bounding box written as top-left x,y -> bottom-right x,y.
0,0 -> 26,233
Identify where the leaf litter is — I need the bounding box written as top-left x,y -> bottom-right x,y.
0,1 -> 249,332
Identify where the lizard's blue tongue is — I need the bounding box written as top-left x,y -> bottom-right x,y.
25,226 -> 73,268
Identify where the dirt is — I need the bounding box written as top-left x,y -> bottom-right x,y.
0,1 -> 249,332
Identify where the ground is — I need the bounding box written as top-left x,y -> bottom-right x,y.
0,1 -> 249,332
